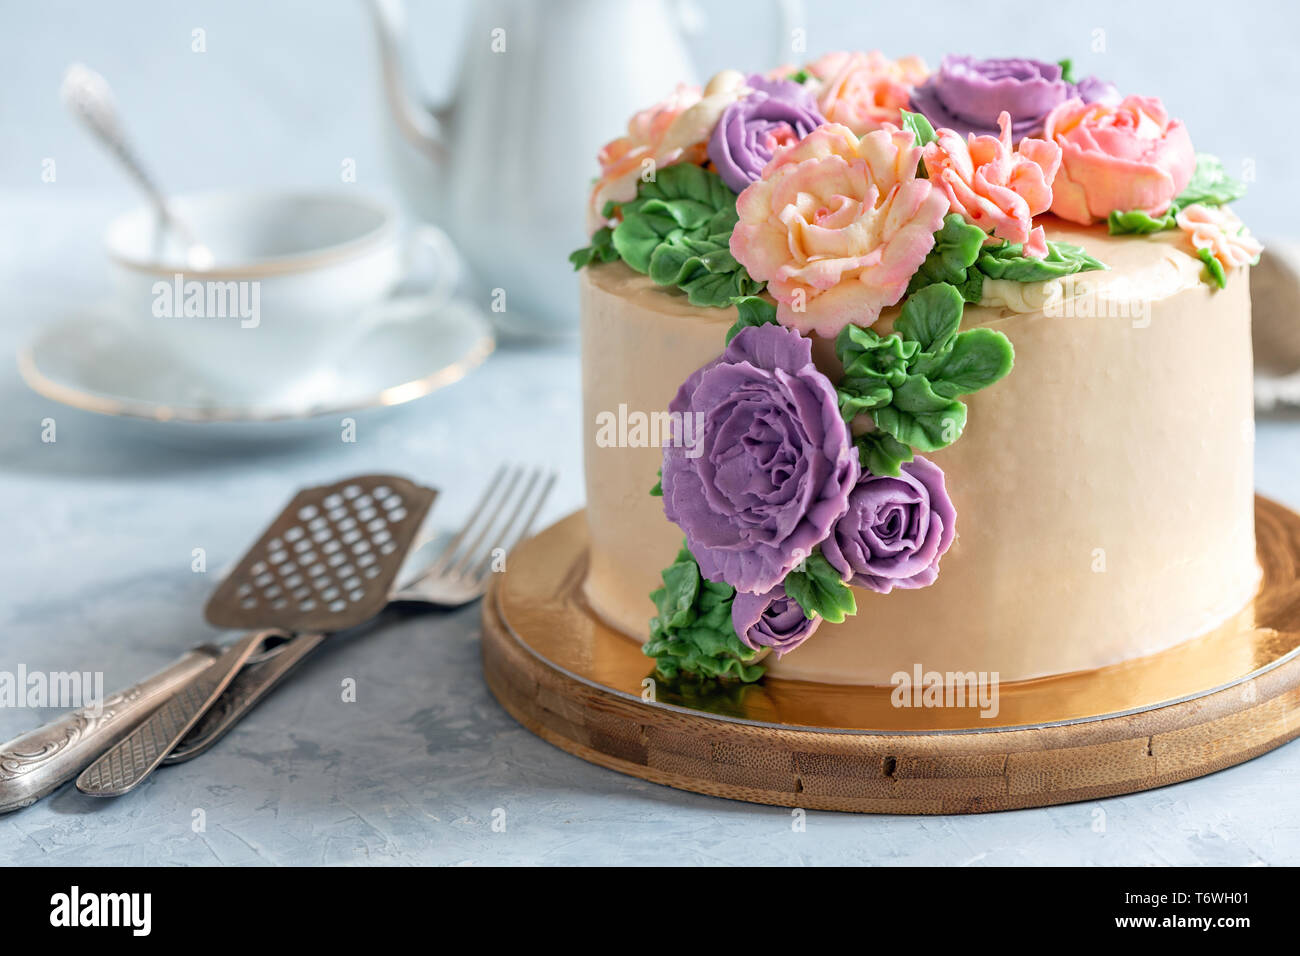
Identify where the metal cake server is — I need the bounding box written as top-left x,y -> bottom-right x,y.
163,464 -> 555,764
74,474 -> 437,799
72,631 -> 270,797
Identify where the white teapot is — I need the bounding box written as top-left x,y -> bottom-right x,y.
367,0 -> 710,337
367,0 -> 798,337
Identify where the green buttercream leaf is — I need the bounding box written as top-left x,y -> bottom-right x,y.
976,239 -> 1107,282
1107,208 -> 1177,235
569,226 -> 619,269
1197,247 -> 1227,289
834,282 -> 1012,453
900,109 -> 938,150
788,68 -> 812,84
833,325 -> 919,421
871,375 -> 968,451
643,545 -> 764,682
926,328 -> 1016,398
856,431 -> 914,478
782,552 -> 857,624
895,282 -> 964,354
1057,58 -> 1075,83
654,553 -> 699,629
610,164 -> 763,307
837,379 -> 896,421
726,295 -> 779,344
650,468 -> 663,497
907,214 -> 986,301
1178,153 -> 1247,209
954,269 -> 984,303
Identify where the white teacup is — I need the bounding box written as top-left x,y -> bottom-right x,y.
104,191 -> 457,396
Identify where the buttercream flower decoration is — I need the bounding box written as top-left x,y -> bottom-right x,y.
731,583 -> 822,656
661,323 -> 859,595
810,50 -> 929,135
1043,95 -> 1195,226
730,123 -> 949,337
765,62 -> 801,82
909,55 -> 1117,141
923,111 -> 1062,258
1176,203 -> 1263,283
708,74 -> 826,193
586,71 -> 747,234
821,456 -> 956,594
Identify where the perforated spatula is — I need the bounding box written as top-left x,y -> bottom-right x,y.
75,475 -> 436,798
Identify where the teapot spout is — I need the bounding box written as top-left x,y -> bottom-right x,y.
365,0 -> 447,161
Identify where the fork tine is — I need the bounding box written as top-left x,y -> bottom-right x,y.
470,468 -> 555,582
447,465 -> 526,579
424,464 -> 508,577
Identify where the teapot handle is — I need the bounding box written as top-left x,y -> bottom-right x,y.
365,0 -> 447,161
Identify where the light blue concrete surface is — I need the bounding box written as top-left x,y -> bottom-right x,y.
1,192 -> 1299,867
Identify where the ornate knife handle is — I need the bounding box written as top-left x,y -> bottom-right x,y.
0,646 -> 221,813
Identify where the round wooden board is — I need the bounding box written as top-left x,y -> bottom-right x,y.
481,498 -> 1300,814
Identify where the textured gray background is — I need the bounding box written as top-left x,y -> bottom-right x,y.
2,1 -> 1299,865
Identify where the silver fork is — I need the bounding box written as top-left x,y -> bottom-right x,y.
392,464 -> 557,607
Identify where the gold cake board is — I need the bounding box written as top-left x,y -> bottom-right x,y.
480,498 -> 1300,814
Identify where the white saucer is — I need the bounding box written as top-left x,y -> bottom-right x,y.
17,298 -> 494,445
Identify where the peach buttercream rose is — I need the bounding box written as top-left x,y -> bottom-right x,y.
730,123 -> 949,336
809,51 -> 929,135
922,110 -> 1061,256
1043,95 -> 1195,225
1175,203 -> 1263,274
587,71 -> 748,234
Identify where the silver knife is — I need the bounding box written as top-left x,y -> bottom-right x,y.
0,645 -> 221,813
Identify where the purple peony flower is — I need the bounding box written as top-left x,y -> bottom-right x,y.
909,55 -> 1118,141
731,583 -> 821,656
708,74 -> 825,193
821,455 -> 956,594
661,323 -> 858,595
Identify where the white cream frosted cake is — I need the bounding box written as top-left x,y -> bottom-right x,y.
571,53 -> 1261,686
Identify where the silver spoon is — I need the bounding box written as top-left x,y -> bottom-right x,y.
60,62 -> 214,270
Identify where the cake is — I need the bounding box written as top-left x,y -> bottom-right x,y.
572,54 -> 1262,686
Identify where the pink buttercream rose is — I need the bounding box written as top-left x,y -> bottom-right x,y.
922,110 -> 1062,256
1043,95 -> 1195,225
765,62 -> 801,81
729,123 -> 949,337
1176,203 -> 1263,273
810,51 -> 929,135
587,71 -> 747,234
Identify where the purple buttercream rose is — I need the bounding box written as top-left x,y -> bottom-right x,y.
707,74 -> 825,193
821,456 -> 956,594
662,323 -> 858,595
909,55 -> 1118,140
731,583 -> 821,656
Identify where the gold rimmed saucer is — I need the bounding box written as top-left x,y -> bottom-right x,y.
481,498 -> 1300,813
17,302 -> 494,440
